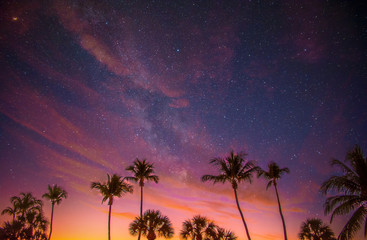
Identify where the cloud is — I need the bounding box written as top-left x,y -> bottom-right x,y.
169,98 -> 190,109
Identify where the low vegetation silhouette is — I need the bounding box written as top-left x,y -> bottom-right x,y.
129,209 -> 173,240
298,218 -> 336,240
180,215 -> 237,240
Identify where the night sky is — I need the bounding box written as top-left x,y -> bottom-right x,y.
0,1 -> 366,240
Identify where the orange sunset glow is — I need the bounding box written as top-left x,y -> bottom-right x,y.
1,1 -> 366,240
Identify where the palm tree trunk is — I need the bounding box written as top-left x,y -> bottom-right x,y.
274,184 -> 288,240
108,204 -> 112,240
233,188 -> 251,240
137,185 -> 143,240
48,203 -> 54,240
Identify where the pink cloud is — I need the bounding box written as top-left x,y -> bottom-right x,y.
169,98 -> 190,108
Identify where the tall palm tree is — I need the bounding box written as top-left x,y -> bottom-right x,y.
129,209 -> 174,240
125,159 -> 159,240
201,150 -> 258,240
258,162 -> 290,240
298,218 -> 336,240
42,184 -> 68,240
91,174 -> 133,240
320,145 -> 367,240
180,215 -> 216,240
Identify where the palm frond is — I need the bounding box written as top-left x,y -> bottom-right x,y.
327,196 -> 363,223
323,195 -> 361,217
338,205 -> 367,240
331,158 -> 356,176
320,175 -> 360,195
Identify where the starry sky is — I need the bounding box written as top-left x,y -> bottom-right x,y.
0,0 -> 366,240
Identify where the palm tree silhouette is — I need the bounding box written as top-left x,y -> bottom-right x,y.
10,192 -> 42,220
1,201 -> 18,221
42,184 -> 68,240
24,210 -> 49,240
1,192 -> 48,239
1,220 -> 24,240
91,174 -> 133,240
180,215 -> 216,240
320,145 -> 367,240
201,151 -> 258,240
298,218 -> 336,240
214,227 -> 237,240
258,162 -> 289,240
129,209 -> 173,240
125,159 -> 159,240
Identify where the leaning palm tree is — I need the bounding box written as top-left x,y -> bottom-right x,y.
129,209 -> 173,240
258,162 -> 290,240
298,218 -> 336,240
201,150 -> 258,240
42,184 -> 67,240
180,215 -> 216,240
91,174 -> 133,240
125,159 -> 159,240
320,145 -> 367,240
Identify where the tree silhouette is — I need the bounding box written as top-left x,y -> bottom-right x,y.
42,184 -> 68,240
1,192 -> 48,240
1,202 -> 18,221
129,209 -> 173,240
298,218 -> 336,240
202,151 -> 258,240
180,215 -> 216,240
126,159 -> 159,240
10,192 -> 42,220
91,174 -> 133,240
258,162 -> 290,240
320,145 -> 367,240
213,227 -> 237,240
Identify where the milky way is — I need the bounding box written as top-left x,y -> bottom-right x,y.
0,1 -> 366,240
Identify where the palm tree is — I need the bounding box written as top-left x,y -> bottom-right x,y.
129,209 -> 173,240
180,215 -> 216,240
125,159 -> 159,240
201,150 -> 258,240
1,202 -> 18,221
298,218 -> 336,240
258,162 -> 290,240
214,227 -> 237,240
10,192 -> 42,220
1,220 -> 24,240
42,184 -> 68,240
1,193 -> 48,240
320,145 -> 367,240
24,210 -> 48,240
91,174 -> 133,240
